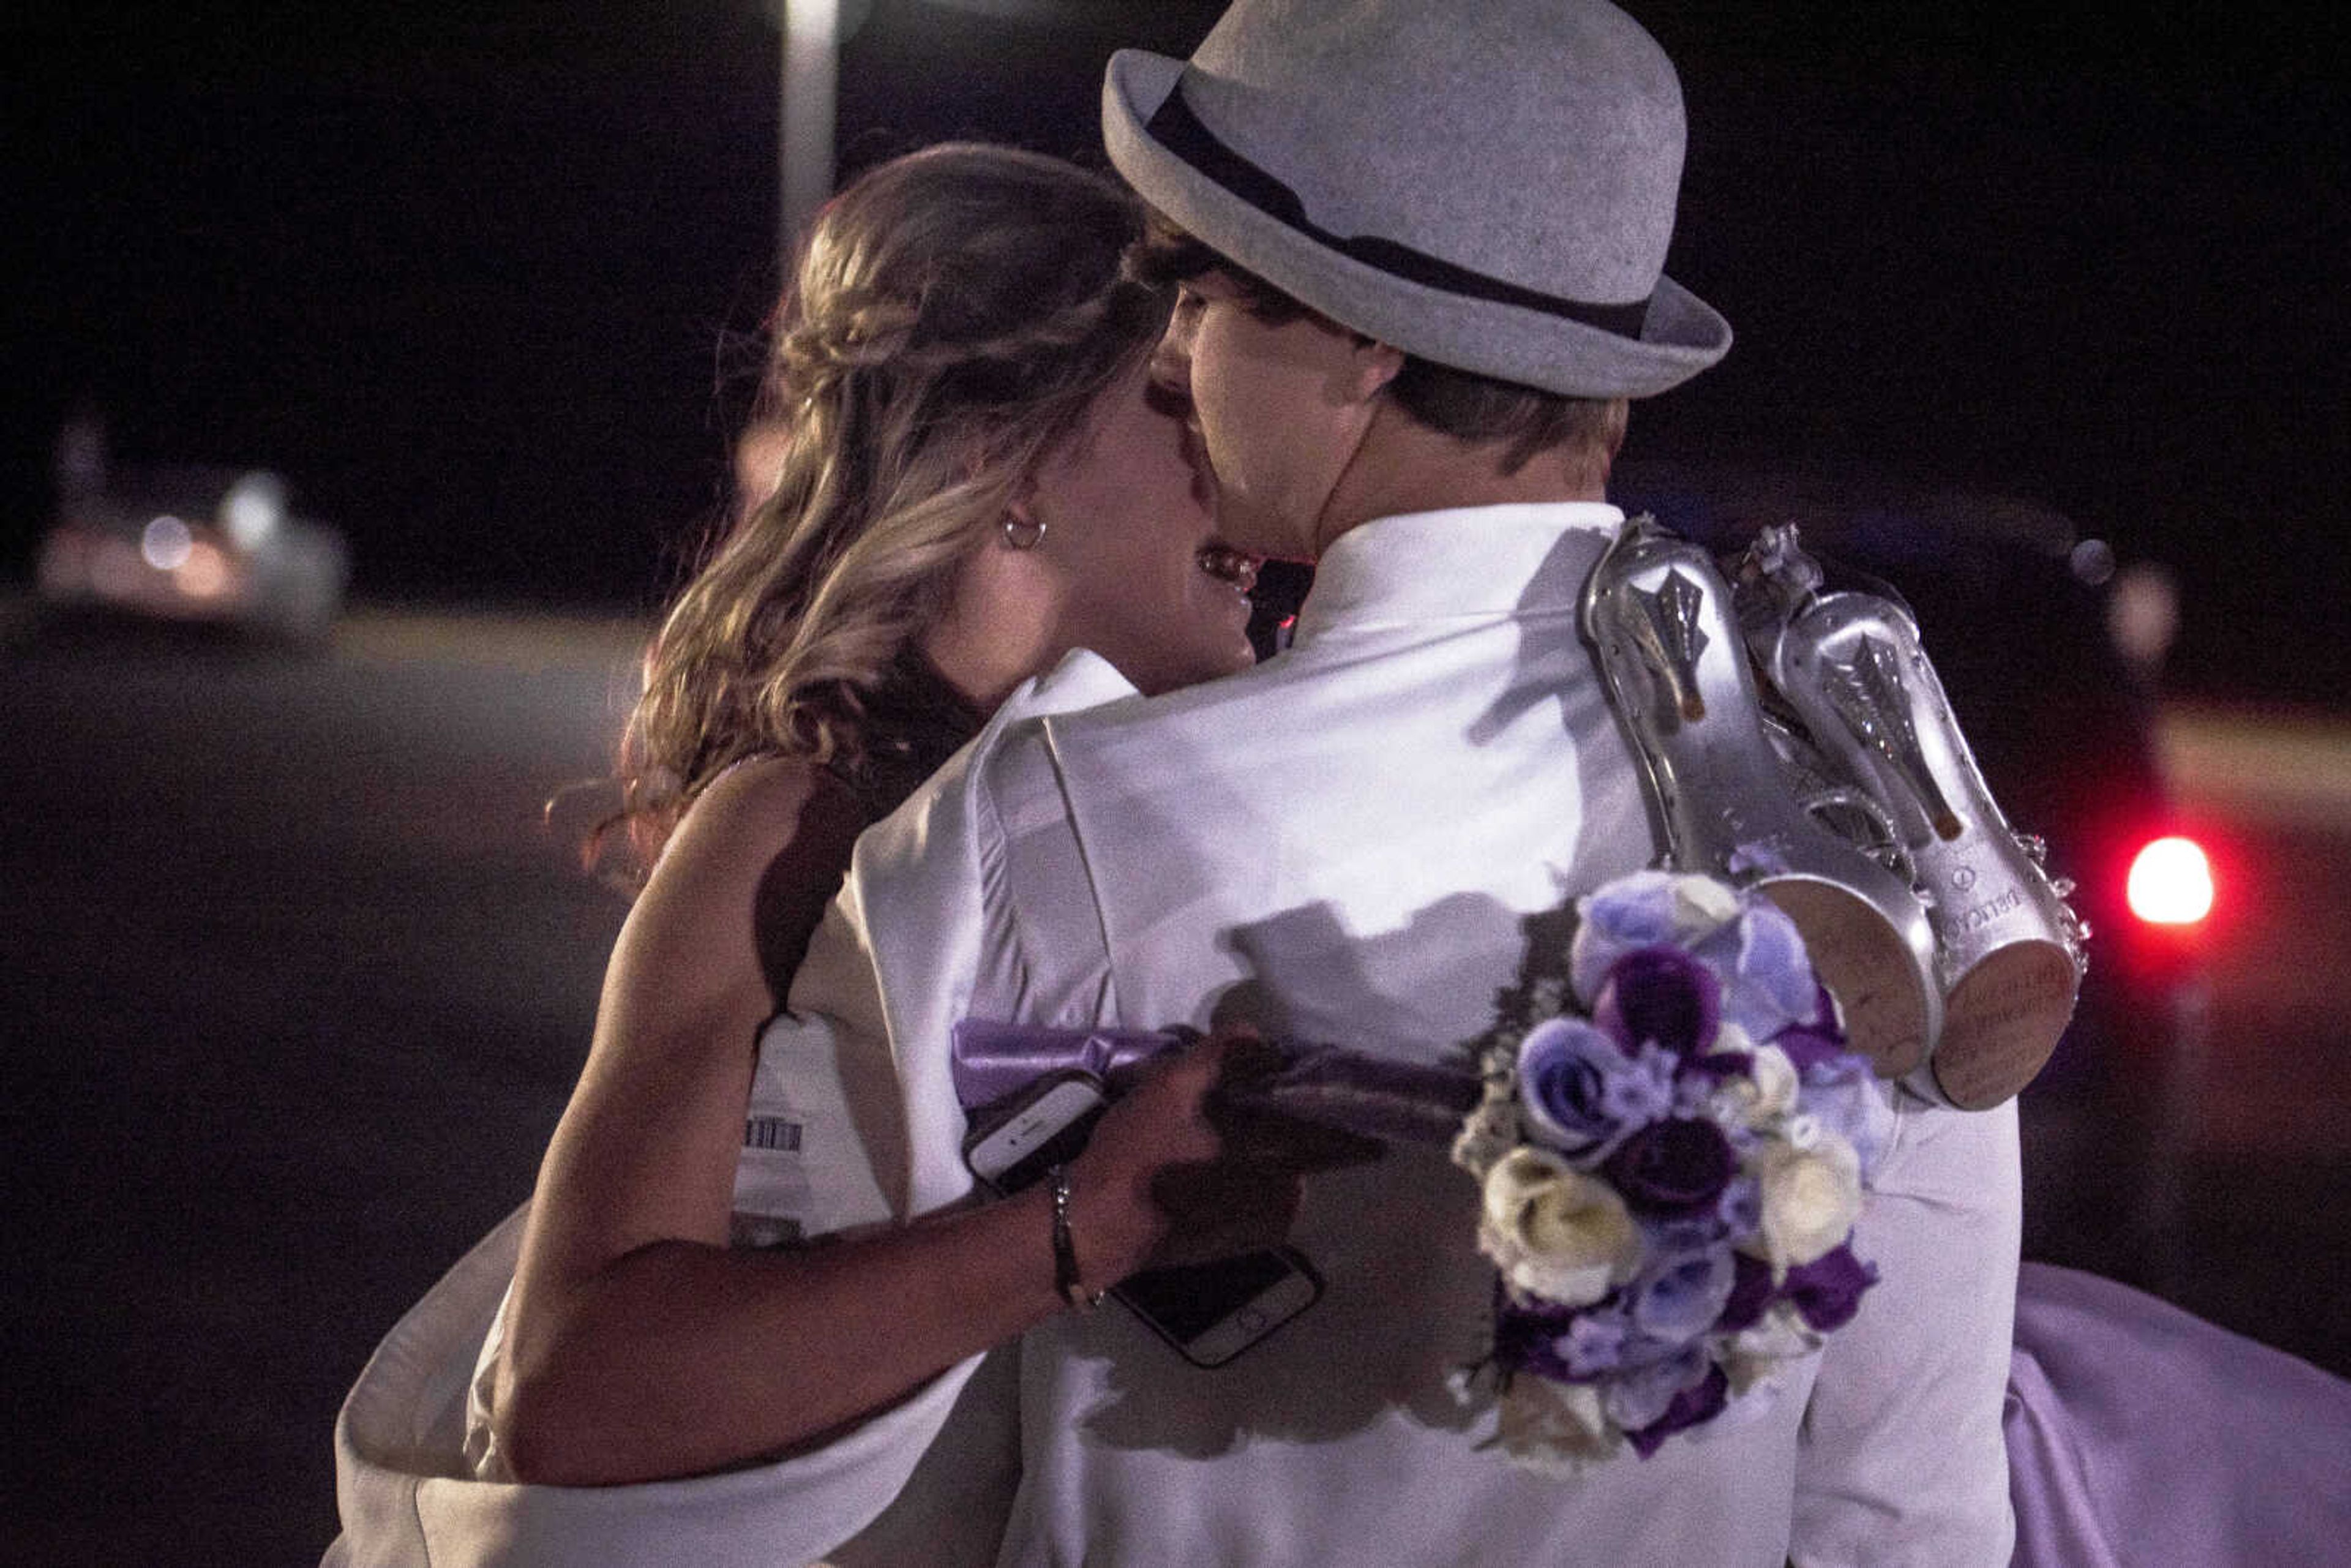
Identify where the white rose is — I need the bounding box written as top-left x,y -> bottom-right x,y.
1751,1134 -> 1863,1274
1721,1302 -> 1823,1394
1492,1373 -> 1620,1472
1668,872 -> 1744,935
1477,1147 -> 1641,1306
1708,1038 -> 1796,1130
1450,1082 -> 1523,1177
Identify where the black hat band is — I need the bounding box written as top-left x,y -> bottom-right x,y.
1147,84 -> 1655,342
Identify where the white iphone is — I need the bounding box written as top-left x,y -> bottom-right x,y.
963,1070 -> 1112,1194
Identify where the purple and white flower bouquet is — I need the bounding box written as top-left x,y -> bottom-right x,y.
1449,869 -> 1887,1472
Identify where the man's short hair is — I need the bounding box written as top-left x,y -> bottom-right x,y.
1128,212 -> 1628,481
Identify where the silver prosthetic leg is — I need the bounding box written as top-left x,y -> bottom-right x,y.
1734,525 -> 2087,1109
1583,516 -> 2085,1107
1582,517 -> 1943,1081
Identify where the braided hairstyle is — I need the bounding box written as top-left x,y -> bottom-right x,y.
619,144 -> 1167,866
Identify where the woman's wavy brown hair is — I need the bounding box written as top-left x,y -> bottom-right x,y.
615,144 -> 1166,869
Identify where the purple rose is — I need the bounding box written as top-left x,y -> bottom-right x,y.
1683,899 -> 1818,1042
1770,1019 -> 1851,1075
1782,1244 -> 1880,1332
1778,1040 -> 1891,1180
1714,1239 -> 1878,1338
1716,1251 -> 1777,1333
1603,1116 -> 1736,1219
1629,1243 -> 1738,1345
1594,946 -> 1720,1056
1625,1362 -> 1731,1457
1493,1289 -> 1635,1381
1517,1018 -> 1645,1161
1722,901 -> 1822,1039
1570,874 -> 1688,1005
1603,1343 -> 1709,1438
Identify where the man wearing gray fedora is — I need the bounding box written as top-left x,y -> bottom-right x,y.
752,0 -> 2024,1562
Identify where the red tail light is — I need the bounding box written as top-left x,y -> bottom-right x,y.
2125,835 -> 2214,926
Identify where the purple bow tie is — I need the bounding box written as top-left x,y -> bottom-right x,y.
949,1019 -> 1482,1149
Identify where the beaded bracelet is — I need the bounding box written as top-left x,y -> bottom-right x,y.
1045,1164 -> 1105,1310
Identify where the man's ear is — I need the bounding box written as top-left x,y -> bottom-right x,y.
1346,338 -> 1406,405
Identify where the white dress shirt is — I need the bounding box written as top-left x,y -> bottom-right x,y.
760,502 -> 2019,1566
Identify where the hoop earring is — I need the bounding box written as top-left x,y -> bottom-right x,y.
1002,514 -> 1047,550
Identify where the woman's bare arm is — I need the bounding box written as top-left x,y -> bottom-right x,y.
487,757 -> 1240,1486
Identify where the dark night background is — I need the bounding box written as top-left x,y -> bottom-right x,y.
3,8 -> 2348,1561
4,1 -> 2345,703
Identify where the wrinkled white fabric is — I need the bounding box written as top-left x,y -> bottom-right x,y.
321,1199 -> 1016,1568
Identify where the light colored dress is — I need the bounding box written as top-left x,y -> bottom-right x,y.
2005,1260 -> 2351,1566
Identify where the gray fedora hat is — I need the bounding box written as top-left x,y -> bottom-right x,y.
1103,0 -> 1730,399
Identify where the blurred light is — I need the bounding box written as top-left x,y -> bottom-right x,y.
174,540 -> 235,599
141,514 -> 195,571
765,0 -> 869,34
2068,537 -> 2116,586
38,531 -> 90,593
93,537 -> 146,595
222,471 -> 287,549
2107,561 -> 2180,680
2127,836 -> 2214,925
733,418 -> 792,522
781,0 -> 840,255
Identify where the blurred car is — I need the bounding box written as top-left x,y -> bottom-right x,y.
36,463 -> 350,644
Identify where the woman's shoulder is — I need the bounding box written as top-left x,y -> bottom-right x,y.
672,754 -> 869,871
700,751 -> 860,816
631,754 -> 876,1004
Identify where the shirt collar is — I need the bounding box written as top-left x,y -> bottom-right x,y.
1290,502 -> 1625,638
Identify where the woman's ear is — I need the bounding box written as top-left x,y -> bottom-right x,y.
999,494 -> 1048,551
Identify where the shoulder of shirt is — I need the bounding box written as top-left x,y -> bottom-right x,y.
1029,637 -> 1312,760
847,648 -> 1141,870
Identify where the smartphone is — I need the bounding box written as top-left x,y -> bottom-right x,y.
1114,1246 -> 1322,1368
963,1070 -> 1112,1195
959,1070 -> 1324,1368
